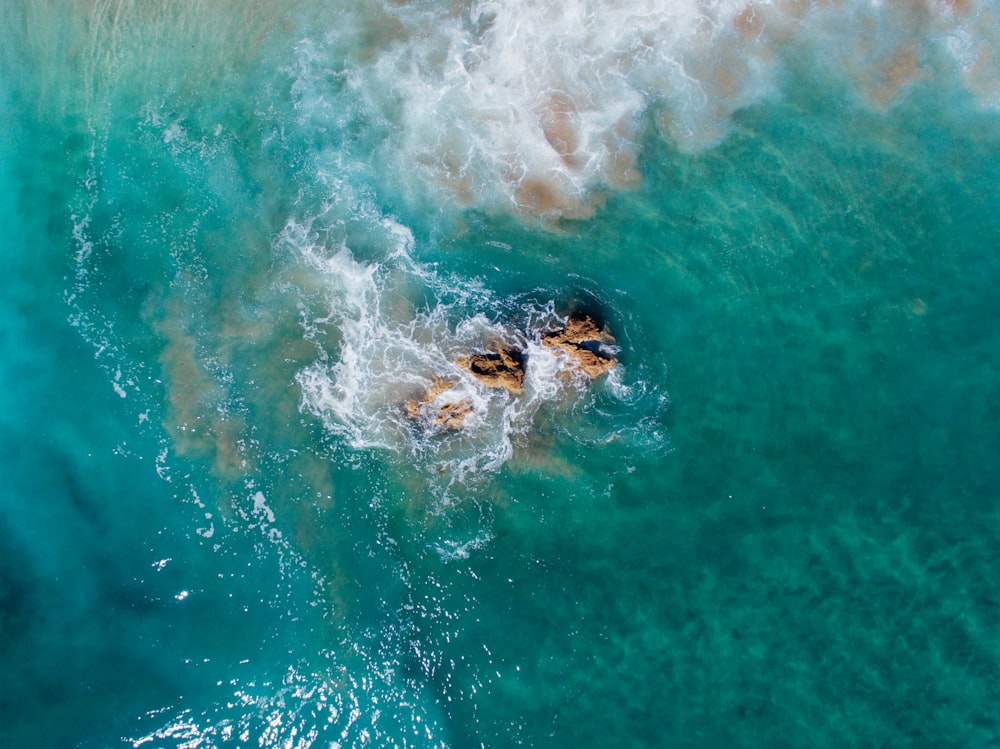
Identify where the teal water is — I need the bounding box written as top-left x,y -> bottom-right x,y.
3,2 -> 1000,747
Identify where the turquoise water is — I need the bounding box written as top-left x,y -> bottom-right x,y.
3,2 -> 1000,747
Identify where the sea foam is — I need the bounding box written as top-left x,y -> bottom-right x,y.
291,0 -> 1000,222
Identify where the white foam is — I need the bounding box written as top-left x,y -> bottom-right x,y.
288,0 -> 1000,222
128,659 -> 450,749
434,529 -> 495,562
252,491 -> 276,523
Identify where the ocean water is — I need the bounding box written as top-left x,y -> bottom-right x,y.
3,1 -> 1000,747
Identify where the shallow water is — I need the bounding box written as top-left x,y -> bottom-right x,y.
3,1 -> 1000,746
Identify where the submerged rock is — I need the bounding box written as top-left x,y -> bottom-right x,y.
542,313 -> 617,377
405,376 -> 474,431
456,346 -> 526,394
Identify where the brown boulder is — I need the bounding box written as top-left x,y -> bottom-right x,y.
404,376 -> 473,431
542,313 -> 617,377
432,399 -> 474,431
456,346 -> 526,394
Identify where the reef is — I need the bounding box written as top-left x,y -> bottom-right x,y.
404,313 -> 617,433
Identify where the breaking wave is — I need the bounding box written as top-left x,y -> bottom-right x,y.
292,0 -> 1000,222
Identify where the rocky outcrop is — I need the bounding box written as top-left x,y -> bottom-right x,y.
456,346 -> 526,394
431,399 -> 474,431
405,376 -> 473,431
404,313 -> 617,433
542,313 -> 617,377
